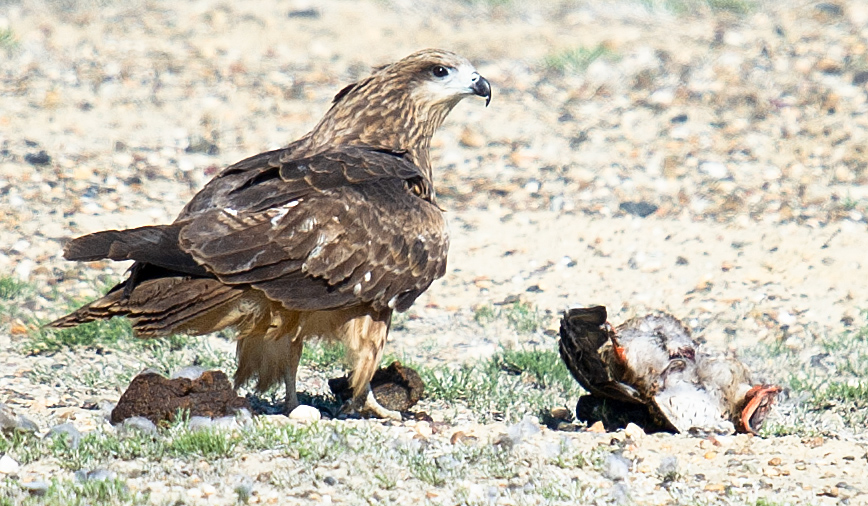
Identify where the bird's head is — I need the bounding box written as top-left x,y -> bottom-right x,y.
308,49 -> 491,173
394,49 -> 492,109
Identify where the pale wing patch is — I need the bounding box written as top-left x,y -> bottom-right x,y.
269,200 -> 301,227
299,216 -> 317,232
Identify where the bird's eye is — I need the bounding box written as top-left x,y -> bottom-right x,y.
431,65 -> 450,78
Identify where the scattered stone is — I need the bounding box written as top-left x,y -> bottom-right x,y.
460,127 -> 485,148
657,456 -> 679,479
698,161 -> 729,179
288,405 -> 322,422
213,414 -> 244,429
624,423 -> 645,441
0,403 -> 19,431
21,481 -> 49,496
602,453 -> 631,481
47,423 -> 82,449
611,482 -> 630,505
549,407 -> 572,421
121,416 -> 158,435
619,201 -> 658,218
815,2 -> 843,16
170,366 -> 207,380
287,8 -> 320,18
111,371 -> 250,425
188,416 -> 214,431
24,150 -> 51,166
185,135 -> 219,155
0,454 -> 19,474
75,469 -> 115,482
504,415 -> 541,446
328,361 -> 424,413
450,431 -> 477,445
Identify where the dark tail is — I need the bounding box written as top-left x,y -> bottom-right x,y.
63,224 -> 207,276
48,276 -> 246,338
558,306 -> 642,404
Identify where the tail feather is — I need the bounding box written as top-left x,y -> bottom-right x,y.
63,224 -> 207,276
558,306 -> 644,404
48,276 -> 247,338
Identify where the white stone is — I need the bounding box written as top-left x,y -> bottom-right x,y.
288,405 -> 321,422
649,88 -> 675,107
170,366 -> 206,380
699,161 -> 729,179
624,422 -> 646,441
0,454 -> 19,474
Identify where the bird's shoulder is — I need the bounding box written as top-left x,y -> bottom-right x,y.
177,144 -> 429,220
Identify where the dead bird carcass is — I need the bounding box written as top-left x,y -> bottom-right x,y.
558,306 -> 780,435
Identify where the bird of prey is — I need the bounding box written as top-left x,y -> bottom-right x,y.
49,49 -> 492,420
559,306 -> 780,435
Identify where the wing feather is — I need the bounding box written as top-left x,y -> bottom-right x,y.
177,146 -> 448,313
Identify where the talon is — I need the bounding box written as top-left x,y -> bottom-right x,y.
339,384 -> 402,421
363,386 -> 402,421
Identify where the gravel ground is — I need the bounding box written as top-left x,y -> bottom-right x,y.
2,0 -> 868,504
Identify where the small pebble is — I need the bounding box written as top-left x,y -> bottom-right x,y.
121,416 -> 158,435
657,456 -> 679,478
21,481 -> 49,496
188,416 -> 213,431
288,405 -> 321,422
24,150 -> 51,166
170,366 -> 206,380
47,423 -> 82,449
602,454 -> 631,481
624,423 -> 645,441
506,415 -> 541,446
0,454 -> 19,474
75,469 -> 115,482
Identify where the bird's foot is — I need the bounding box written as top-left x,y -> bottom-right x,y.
341,385 -> 402,421
362,387 -> 402,421
283,399 -> 300,416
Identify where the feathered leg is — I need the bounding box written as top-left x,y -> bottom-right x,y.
342,308 -> 400,420
283,336 -> 304,413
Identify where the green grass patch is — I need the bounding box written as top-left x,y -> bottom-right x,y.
495,347 -> 575,390
474,301 -> 543,334
0,28 -> 17,52
24,318 -> 135,354
0,276 -> 30,300
0,275 -> 38,327
543,45 -> 615,74
419,347 -> 582,423
240,419 -> 356,461
639,0 -> 756,15
167,428 -> 237,458
16,478 -> 146,506
752,310 -> 868,434
301,341 -> 347,371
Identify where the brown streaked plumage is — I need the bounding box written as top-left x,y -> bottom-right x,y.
559,306 -> 780,435
50,49 -> 492,419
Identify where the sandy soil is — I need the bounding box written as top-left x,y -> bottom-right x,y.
2,0 -> 868,504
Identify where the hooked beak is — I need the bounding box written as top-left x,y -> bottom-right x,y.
471,73 -> 491,106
